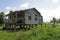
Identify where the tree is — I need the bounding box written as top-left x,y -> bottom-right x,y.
52,17 -> 56,27
0,12 -> 4,24
56,19 -> 60,23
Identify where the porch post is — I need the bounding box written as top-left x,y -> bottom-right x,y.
16,12 -> 17,25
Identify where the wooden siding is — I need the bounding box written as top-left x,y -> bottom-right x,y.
25,9 -> 40,24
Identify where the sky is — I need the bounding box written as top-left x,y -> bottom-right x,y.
0,0 -> 60,22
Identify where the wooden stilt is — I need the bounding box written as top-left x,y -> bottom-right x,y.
20,25 -> 23,29
28,25 -> 30,30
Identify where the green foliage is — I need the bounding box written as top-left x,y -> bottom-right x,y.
0,24 -> 60,40
0,12 -> 4,24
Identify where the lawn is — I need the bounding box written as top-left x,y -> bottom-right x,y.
0,23 -> 60,40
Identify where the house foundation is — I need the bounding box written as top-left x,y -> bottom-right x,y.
2,24 -> 37,31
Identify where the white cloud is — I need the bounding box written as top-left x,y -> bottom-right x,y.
5,11 -> 9,15
38,7 -> 60,22
52,0 -> 59,4
6,6 -> 17,11
5,3 -> 29,14
5,6 -> 17,15
20,3 -> 29,8
6,6 -> 10,9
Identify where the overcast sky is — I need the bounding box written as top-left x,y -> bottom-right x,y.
0,0 -> 60,22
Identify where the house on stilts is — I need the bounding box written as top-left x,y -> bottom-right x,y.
3,8 -> 43,30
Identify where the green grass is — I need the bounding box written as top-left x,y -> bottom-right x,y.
0,23 -> 60,40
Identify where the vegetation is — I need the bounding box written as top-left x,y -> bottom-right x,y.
0,12 -> 59,40
51,17 -> 60,24
0,12 -> 4,24
0,23 -> 60,40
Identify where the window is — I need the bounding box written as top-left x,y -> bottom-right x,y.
35,15 -> 37,17
28,16 -> 31,20
35,18 -> 37,20
35,15 -> 37,21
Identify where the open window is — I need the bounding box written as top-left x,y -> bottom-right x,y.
28,16 -> 31,20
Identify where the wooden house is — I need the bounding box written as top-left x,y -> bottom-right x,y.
3,8 -> 43,30
6,8 -> 43,25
